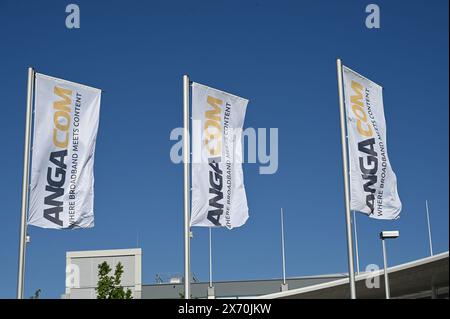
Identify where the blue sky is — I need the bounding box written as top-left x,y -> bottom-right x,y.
0,0 -> 448,298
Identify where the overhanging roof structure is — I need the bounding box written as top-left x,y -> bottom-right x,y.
255,251 -> 449,299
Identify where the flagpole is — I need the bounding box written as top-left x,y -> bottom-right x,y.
336,58 -> 357,299
209,227 -> 213,288
183,75 -> 191,299
425,200 -> 433,256
17,67 -> 35,299
281,208 -> 287,286
353,211 -> 360,274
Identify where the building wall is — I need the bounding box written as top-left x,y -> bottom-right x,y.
64,248 -> 142,299
142,275 -> 347,299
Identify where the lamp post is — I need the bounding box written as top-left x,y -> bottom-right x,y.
379,231 -> 399,299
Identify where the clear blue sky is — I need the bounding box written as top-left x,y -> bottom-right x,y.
0,0 -> 448,298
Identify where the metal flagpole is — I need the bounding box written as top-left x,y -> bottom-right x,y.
207,227 -> 215,298
281,208 -> 287,286
336,58 -> 357,299
353,211 -> 360,274
425,200 -> 434,256
381,238 -> 390,299
183,75 -> 191,299
17,67 -> 35,299
209,227 -> 213,288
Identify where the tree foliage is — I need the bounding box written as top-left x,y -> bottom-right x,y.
30,289 -> 41,299
95,261 -> 133,299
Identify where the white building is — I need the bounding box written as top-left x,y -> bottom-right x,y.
63,248 -> 142,299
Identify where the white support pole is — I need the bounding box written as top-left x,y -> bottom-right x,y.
425,200 -> 433,256
382,238 -> 390,299
336,58 -> 357,299
353,211 -> 360,275
281,208 -> 286,286
17,67 -> 35,299
207,228 -> 215,299
431,285 -> 438,299
209,227 -> 213,288
183,75 -> 191,299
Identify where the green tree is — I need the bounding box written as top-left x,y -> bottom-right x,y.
178,292 -> 193,299
30,289 -> 41,299
95,261 -> 133,299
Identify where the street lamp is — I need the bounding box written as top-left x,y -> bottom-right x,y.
379,231 -> 399,299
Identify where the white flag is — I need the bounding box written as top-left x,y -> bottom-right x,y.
190,82 -> 249,229
343,66 -> 401,220
28,73 -> 101,229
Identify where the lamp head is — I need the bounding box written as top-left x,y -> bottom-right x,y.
380,231 -> 400,239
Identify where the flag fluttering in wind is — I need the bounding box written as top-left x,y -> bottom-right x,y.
190,82 -> 249,229
28,73 -> 101,229
342,66 -> 402,220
